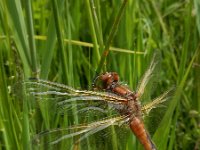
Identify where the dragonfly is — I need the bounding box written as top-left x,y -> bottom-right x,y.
25,56 -> 171,150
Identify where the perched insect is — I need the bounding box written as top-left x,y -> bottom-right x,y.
93,71 -> 156,150
26,56 -> 171,150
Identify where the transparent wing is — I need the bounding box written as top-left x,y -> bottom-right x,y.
25,79 -> 130,149
141,88 -> 174,115
136,54 -> 158,100
25,79 -> 128,104
33,115 -> 129,148
24,79 -> 128,118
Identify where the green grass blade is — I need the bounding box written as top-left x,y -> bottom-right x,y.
194,0 -> 200,36
40,0 -> 65,79
24,0 -> 38,75
0,45 -> 20,149
51,0 -> 68,82
5,0 -> 31,72
153,47 -> 199,150
96,0 -> 128,75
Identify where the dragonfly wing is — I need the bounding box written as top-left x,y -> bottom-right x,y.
141,88 -> 173,115
136,54 -> 158,100
25,79 -> 128,103
25,79 -> 130,149
57,96 -> 122,118
33,115 -> 129,147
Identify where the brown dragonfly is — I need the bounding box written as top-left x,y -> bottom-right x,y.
26,56 -> 171,150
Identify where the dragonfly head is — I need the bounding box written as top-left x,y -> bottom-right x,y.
92,72 -> 119,90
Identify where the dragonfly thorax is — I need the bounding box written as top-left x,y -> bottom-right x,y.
93,72 -> 142,118
127,98 -> 142,118
93,72 -> 135,97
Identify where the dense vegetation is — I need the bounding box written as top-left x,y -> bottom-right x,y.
0,0 -> 199,150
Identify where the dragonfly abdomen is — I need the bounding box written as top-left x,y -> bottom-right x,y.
130,117 -> 156,150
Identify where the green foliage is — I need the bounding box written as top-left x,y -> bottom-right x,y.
0,0 -> 199,150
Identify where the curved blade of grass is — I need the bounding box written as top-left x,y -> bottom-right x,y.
0,45 -> 21,149
85,0 -> 101,68
194,0 -> 200,36
153,46 -> 199,150
95,0 -> 128,75
6,0 -> 31,72
33,35 -> 145,55
24,0 -> 38,75
51,0 -> 68,82
40,0 -> 65,79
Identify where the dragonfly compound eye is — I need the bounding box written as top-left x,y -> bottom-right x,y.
110,72 -> 119,82
101,72 -> 119,88
92,72 -> 119,90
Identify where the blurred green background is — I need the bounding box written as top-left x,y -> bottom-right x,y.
0,0 -> 200,150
